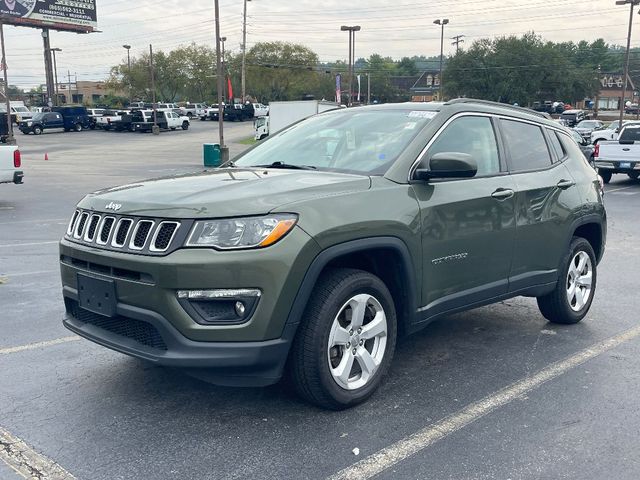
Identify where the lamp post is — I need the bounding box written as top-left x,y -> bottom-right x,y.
123,44 -> 131,104
0,23 -> 15,145
241,0 -> 251,102
433,18 -> 449,100
214,0 -> 228,163
220,36 -> 227,102
340,25 -> 361,106
616,0 -> 640,128
50,47 -> 61,106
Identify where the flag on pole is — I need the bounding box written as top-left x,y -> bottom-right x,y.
227,77 -> 233,101
335,74 -> 341,103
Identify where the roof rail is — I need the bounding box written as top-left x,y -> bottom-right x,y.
444,98 -> 550,119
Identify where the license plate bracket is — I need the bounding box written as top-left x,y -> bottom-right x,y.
620,162 -> 631,169
77,273 -> 117,317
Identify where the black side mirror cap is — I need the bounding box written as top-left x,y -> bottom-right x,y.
414,152 -> 478,181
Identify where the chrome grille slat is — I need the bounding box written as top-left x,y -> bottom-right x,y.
65,209 -> 182,255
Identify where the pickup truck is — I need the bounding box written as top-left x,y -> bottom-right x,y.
594,124 -> 640,183
96,110 -> 130,131
133,111 -> 190,132
0,145 -> 23,185
179,103 -> 206,118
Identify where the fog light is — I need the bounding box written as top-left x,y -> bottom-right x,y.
235,301 -> 246,316
176,289 -> 261,326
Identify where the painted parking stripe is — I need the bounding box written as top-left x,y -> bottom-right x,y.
0,270 -> 57,278
0,241 -> 58,248
328,325 -> 640,480
0,337 -> 79,356
606,185 -> 635,193
0,427 -> 75,480
0,218 -> 67,225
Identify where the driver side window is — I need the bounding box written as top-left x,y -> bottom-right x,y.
427,116 -> 501,176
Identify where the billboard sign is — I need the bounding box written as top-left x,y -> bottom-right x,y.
0,0 -> 97,33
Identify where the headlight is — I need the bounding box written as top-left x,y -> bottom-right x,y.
185,214 -> 297,249
27,121 -> 32,126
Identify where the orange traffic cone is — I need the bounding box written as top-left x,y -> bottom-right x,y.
44,153 -> 48,161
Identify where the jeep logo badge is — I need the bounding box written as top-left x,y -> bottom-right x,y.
105,202 -> 122,211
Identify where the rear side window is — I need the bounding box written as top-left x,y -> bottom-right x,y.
500,119 -> 552,171
619,127 -> 640,142
547,130 -> 566,162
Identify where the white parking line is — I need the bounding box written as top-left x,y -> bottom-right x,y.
0,218 -> 66,225
0,241 -> 58,248
328,324 -> 640,480
0,270 -> 57,278
0,336 -> 79,356
606,185 -> 635,193
0,427 -> 76,479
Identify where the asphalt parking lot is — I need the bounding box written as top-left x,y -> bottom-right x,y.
1,121 -> 640,480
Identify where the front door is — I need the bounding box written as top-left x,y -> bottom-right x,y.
411,114 -> 517,322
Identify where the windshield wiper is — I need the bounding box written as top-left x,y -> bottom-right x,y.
255,161 -> 317,170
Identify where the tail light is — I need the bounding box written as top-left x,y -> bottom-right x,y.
593,143 -> 600,158
13,149 -> 21,168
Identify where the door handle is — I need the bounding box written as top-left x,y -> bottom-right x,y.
491,188 -> 515,200
557,179 -> 576,189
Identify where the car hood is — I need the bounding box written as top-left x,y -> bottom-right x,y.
77,168 -> 371,218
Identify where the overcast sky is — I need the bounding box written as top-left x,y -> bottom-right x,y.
2,0 -> 630,89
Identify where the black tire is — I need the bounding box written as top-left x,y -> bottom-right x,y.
187,112 -> 193,118
103,125 -> 111,131
74,123 -> 82,132
628,172 -> 640,180
537,237 -> 597,324
182,122 -> 189,130
599,170 -> 612,184
289,268 -> 397,410
170,127 -> 176,131
33,126 -> 42,135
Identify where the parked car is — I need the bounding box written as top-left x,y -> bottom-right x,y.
559,109 -> 586,127
225,102 -> 254,121
86,108 -> 106,130
60,99 -> 606,409
19,111 -> 66,135
179,103 -> 207,118
567,128 -> 595,165
574,119 -> 605,142
0,144 -> 22,185
53,106 -> 91,131
594,123 -> 640,183
625,103 -> 640,115
133,111 -> 190,132
96,110 -> 130,131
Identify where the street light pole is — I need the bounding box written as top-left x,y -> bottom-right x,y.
616,0 -> 639,129
214,0 -> 228,163
434,18 -> 449,100
50,48 -> 61,106
340,25 -> 361,106
123,44 -> 131,104
241,0 -> 251,102
0,22 -> 15,145
220,36 -> 226,103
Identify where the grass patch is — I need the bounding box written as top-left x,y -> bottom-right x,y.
238,136 -> 257,145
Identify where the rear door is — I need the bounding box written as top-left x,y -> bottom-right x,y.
499,119 -> 582,291
412,114 -> 517,320
45,113 -> 64,130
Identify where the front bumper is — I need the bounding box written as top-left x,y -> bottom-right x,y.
63,292 -> 297,386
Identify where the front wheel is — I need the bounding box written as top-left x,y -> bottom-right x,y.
33,126 -> 42,135
537,237 -> 597,324
74,123 -> 82,132
290,268 -> 397,410
182,122 -> 189,130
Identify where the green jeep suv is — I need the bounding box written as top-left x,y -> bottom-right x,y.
60,100 -> 606,409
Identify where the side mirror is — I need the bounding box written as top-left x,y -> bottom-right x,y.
414,152 -> 478,181
615,128 -> 620,134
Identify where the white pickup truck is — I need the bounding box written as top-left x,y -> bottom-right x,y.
594,124 -> 640,183
96,110 -> 130,130
0,145 -> 23,185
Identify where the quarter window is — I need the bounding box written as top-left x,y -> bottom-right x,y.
501,120 -> 552,171
547,130 -> 566,162
427,116 -> 501,176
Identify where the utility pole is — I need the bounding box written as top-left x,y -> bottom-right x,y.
123,45 -> 131,104
616,0 -> 639,129
220,36 -> 226,103
215,0 -> 228,162
434,19 -> 449,100
50,48 -> 61,106
149,44 -> 159,135
0,22 -> 15,145
67,69 -> 72,104
367,72 -> 371,104
451,34 -> 465,54
241,0 -> 251,102
340,25 -> 361,106
42,29 -> 55,107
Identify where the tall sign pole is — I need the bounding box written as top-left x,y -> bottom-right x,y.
41,29 -> 54,107
150,44 -> 159,135
215,0 -> 228,163
617,0 -> 639,129
241,0 -> 249,102
0,22 -> 14,145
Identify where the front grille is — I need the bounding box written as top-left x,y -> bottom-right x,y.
66,210 -> 187,256
68,300 -> 167,350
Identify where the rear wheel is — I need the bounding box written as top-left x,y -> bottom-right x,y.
598,170 -> 612,184
182,121 -> 189,130
170,127 -> 176,131
74,123 -> 82,132
537,237 -> 596,324
628,172 -> 640,180
290,268 -> 397,410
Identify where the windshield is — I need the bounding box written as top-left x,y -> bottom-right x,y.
577,120 -> 598,128
234,109 -> 435,175
13,106 -> 29,113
